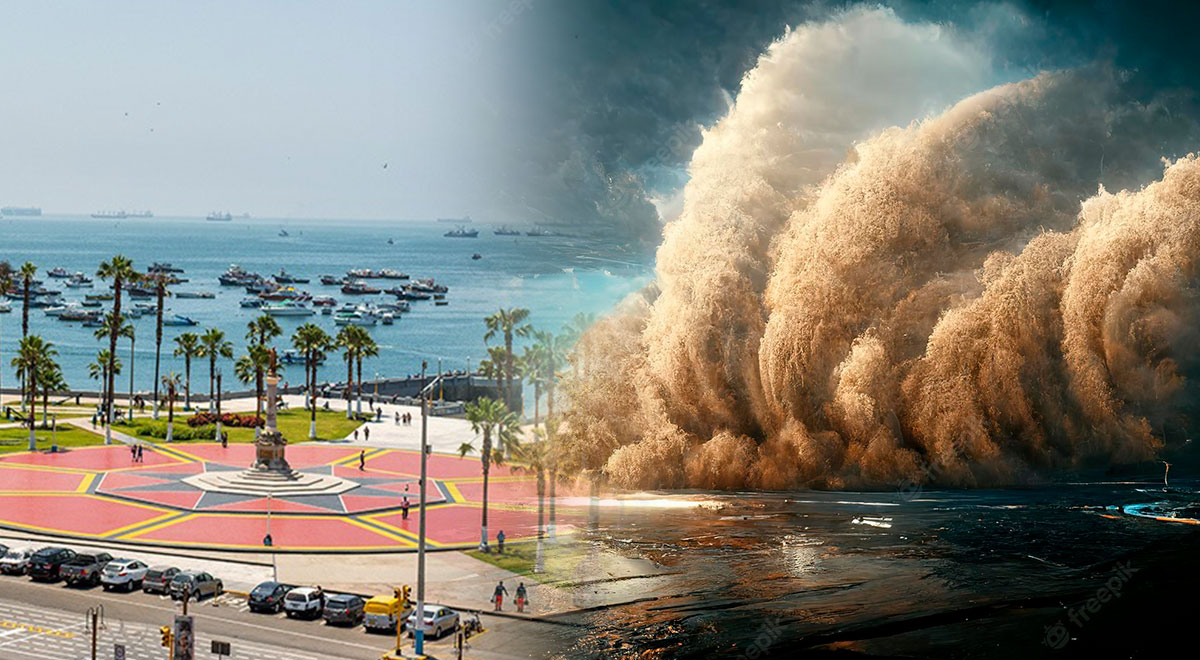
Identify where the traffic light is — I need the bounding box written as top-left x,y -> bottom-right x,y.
160,626 -> 172,648
401,585 -> 411,606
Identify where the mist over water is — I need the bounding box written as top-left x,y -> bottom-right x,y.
562,9 -> 1200,490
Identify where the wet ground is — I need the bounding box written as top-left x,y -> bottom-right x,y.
540,480 -> 1200,659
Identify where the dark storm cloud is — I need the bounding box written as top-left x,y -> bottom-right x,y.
495,0 -> 1200,244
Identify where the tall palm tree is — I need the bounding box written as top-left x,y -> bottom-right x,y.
234,345 -> 271,436
537,330 -> 570,537
459,397 -> 520,552
512,420 -> 556,572
96,255 -> 135,424
335,326 -> 360,419
11,335 -> 56,450
355,332 -> 378,416
292,323 -> 332,439
197,328 -> 233,412
0,261 -> 11,411
483,307 -> 531,412
520,341 -> 548,426
246,314 -> 282,349
94,312 -> 133,441
161,372 -> 181,442
172,333 -> 201,409
17,262 -> 37,414
146,271 -> 172,419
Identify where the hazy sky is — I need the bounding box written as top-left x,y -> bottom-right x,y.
0,0 -> 524,220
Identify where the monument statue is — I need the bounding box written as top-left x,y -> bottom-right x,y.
254,348 -> 291,472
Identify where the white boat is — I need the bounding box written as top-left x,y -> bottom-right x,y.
262,301 -> 314,317
334,310 -> 376,326
0,300 -> 10,313
174,291 -> 215,299
240,297 -> 264,308
65,276 -> 93,288
381,312 -> 395,325
162,314 -> 198,326
45,302 -> 84,317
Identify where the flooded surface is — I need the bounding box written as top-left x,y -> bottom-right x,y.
541,481 -> 1200,658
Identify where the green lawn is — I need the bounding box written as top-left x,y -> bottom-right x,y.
119,409 -> 363,444
0,425 -> 108,454
466,540 -> 586,586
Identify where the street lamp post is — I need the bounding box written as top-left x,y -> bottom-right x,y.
415,372 -> 442,657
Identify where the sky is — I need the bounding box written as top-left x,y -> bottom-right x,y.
0,0 -> 522,220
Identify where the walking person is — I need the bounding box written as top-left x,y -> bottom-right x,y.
136,444 -> 144,462
130,444 -> 137,462
492,581 -> 508,612
515,582 -> 528,613
359,450 -> 365,471
353,428 -> 359,441
497,529 -> 506,554
401,496 -> 410,520
394,411 -> 400,425
363,426 -> 370,442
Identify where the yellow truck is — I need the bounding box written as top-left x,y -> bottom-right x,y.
364,589 -> 413,633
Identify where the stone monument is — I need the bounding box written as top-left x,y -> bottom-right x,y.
182,348 -> 358,497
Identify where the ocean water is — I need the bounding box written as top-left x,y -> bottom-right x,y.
0,214 -> 652,398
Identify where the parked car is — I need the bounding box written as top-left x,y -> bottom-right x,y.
62,552 -> 114,587
406,605 -> 460,639
283,587 -> 325,619
142,566 -> 181,594
323,594 -> 365,626
100,558 -> 149,591
364,594 -> 412,633
0,547 -> 34,575
248,581 -> 293,614
0,543 -> 7,557
169,571 -> 223,600
28,547 -> 77,582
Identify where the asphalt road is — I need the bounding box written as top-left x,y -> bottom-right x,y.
0,574 -> 570,659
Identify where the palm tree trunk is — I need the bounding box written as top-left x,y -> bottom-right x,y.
166,388 -> 175,442
504,333 -> 514,411
208,356 -> 215,412
184,358 -> 192,409
107,279 -> 122,423
345,356 -> 353,419
481,433 -> 491,551
308,351 -> 317,439
128,335 -> 135,421
153,286 -> 164,419
356,357 -> 364,416
20,280 -> 29,414
26,369 -> 37,451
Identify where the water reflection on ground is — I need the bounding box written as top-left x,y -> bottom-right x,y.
540,483 -> 1200,659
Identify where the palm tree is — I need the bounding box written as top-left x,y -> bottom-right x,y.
355,332 -> 378,416
96,255 -> 135,423
0,261 -> 11,412
88,350 -> 122,413
19,262 -> 36,339
511,419 -> 556,572
292,323 -> 332,439
235,345 -> 271,436
197,328 -> 233,412
172,333 -> 201,409
520,342 -> 548,426
335,327 -> 360,419
94,312 -> 133,441
146,271 -> 172,419
12,335 -> 56,450
37,361 -> 66,427
537,330 -> 570,537
483,307 -> 531,411
161,372 -> 181,442
246,314 -> 282,348
460,397 -> 520,552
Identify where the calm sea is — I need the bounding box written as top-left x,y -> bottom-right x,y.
0,214 -> 652,397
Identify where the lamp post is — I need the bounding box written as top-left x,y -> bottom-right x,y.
214,369 -> 223,443
415,372 -> 442,657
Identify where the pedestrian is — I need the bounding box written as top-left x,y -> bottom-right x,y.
91,413 -> 96,429
497,530 -> 506,554
401,496 -> 410,520
359,450 -> 365,471
221,432 -> 228,449
364,426 -> 370,442
394,411 -> 400,425
130,444 -> 137,462
137,444 -> 144,462
515,582 -> 528,613
492,581 -> 508,612
353,428 -> 359,441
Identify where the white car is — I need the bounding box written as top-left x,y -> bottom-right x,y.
406,605 -> 459,639
101,558 -> 150,591
283,587 -> 325,619
0,547 -> 34,575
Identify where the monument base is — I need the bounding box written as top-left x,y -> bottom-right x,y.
182,468 -> 360,497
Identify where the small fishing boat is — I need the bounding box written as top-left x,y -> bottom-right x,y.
240,297 -> 265,308
319,274 -> 345,286
47,267 -> 71,278
278,229 -> 290,237
65,276 -> 93,288
162,315 -> 198,326
149,262 -> 184,273
82,318 -> 104,328
493,226 -> 520,236
334,310 -> 377,326
280,349 -> 324,366
381,312 -> 395,325
311,295 -> 337,307
0,301 -> 13,313
444,226 -> 478,238
341,281 -> 381,295
472,253 -> 482,260
133,302 -> 157,312
434,300 -> 449,306
80,299 -> 102,308
174,291 -> 215,299
395,288 -> 430,301
273,270 -> 309,284
60,309 -> 98,322
85,293 -> 114,301
378,269 -> 408,280
386,238 -> 394,245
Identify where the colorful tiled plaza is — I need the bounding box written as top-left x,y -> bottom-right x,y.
0,443 -> 577,551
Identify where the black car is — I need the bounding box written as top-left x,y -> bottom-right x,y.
62,552 -> 113,588
248,581 -> 294,614
28,547 -> 77,582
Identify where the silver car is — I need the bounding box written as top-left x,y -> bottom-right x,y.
0,548 -> 34,575
168,571 -> 223,600
406,605 -> 459,639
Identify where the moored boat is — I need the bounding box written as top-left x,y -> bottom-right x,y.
47,267 -> 71,278
174,291 -> 215,299
262,301 -> 314,317
162,315 -> 199,326
341,281 -> 381,295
